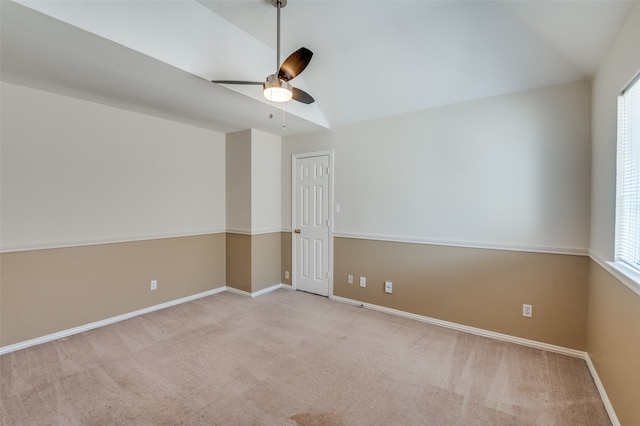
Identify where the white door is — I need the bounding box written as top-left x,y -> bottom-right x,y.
293,154 -> 331,296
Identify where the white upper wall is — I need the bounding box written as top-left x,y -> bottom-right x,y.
0,82 -> 226,252
283,80 -> 592,253
250,129 -> 281,234
591,3 -> 640,260
226,128 -> 281,234
226,129 -> 252,234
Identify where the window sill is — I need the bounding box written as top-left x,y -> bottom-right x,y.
605,261 -> 640,297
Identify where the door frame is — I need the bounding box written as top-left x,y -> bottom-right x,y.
291,150 -> 335,297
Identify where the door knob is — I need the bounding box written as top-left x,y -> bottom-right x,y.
294,229 -> 301,234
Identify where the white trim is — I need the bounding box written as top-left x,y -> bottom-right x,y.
0,286 -> 227,355
291,150 -> 335,297
589,251 -> 611,267
293,150 -> 334,160
291,153 -> 296,291
250,228 -> 285,235
585,354 -> 621,426
590,251 -> 640,297
330,295 -> 586,358
0,229 -> 227,253
224,287 -> 252,297
606,262 -> 640,297
226,228 -> 284,236
225,228 -> 253,235
251,283 -> 285,298
333,232 -> 588,256
329,151 -> 335,298
225,283 -> 288,298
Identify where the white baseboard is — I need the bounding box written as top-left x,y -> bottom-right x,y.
1,284 -> 293,355
330,295 -> 585,358
251,283 -> 286,298
0,286 -> 227,355
585,354 -> 621,426
225,283 -> 288,298
224,287 -> 252,297
330,294 -> 619,424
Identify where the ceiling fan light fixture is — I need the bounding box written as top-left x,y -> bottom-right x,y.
263,74 -> 292,102
211,1 -> 315,105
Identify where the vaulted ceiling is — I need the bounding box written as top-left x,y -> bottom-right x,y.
1,0 -> 637,136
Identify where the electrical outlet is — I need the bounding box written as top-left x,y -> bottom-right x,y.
523,304 -> 532,317
347,274 -> 353,284
360,276 -> 366,287
150,280 -> 158,291
285,271 -> 290,279
385,281 -> 393,294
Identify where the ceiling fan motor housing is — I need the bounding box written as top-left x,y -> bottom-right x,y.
264,74 -> 293,102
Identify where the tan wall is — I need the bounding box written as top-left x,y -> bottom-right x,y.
0,233 -> 226,347
251,233 -> 281,293
226,232 -> 282,294
587,262 -> 640,426
225,233 -> 251,293
334,237 -> 589,350
281,232 -> 292,285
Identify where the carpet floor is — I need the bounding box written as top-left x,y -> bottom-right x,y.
1,289 -> 610,425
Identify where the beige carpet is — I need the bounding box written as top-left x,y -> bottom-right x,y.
1,289 -> 610,425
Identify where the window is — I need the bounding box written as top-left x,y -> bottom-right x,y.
615,72 -> 640,275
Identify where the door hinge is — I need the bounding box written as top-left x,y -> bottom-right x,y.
326,167 -> 330,175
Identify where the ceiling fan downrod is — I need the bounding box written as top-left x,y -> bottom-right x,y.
272,0 -> 287,72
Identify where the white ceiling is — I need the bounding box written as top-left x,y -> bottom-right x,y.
1,0 -> 637,136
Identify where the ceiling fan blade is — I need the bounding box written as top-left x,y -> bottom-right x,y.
211,80 -> 263,85
292,87 -> 314,104
278,47 -> 313,82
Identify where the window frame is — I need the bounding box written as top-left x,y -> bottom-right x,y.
613,70 -> 640,290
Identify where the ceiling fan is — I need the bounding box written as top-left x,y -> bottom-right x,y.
212,0 -> 314,104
